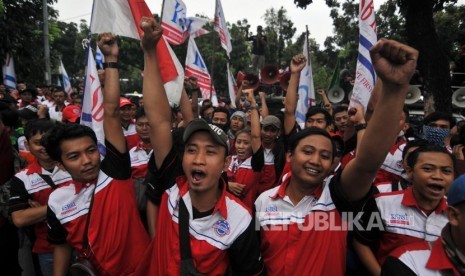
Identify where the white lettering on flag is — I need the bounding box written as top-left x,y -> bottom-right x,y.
81,44 -> 106,155
2,52 -> 16,90
185,37 -> 218,106
350,0 -> 377,110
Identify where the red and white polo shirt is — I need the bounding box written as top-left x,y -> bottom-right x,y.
47,141 -> 149,275
129,144 -> 152,179
383,238 -> 460,275
9,160 -> 71,254
123,123 -> 139,150
135,176 -> 264,275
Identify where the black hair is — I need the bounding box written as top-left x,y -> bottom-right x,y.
200,105 -> 214,119
41,123 -> 97,162
402,139 -> 429,160
423,112 -> 456,128
134,106 -> 146,121
305,107 -> 332,126
24,119 -> 55,141
406,145 -> 455,170
212,107 -> 230,124
0,102 -> 19,128
333,106 -> 348,116
288,127 -> 336,159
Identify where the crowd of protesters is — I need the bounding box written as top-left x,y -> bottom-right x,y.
1,17 -> 465,276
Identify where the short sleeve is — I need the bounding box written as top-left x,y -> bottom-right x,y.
100,139 -> 131,180
46,206 -> 68,244
8,177 -> 31,214
145,146 -> 183,205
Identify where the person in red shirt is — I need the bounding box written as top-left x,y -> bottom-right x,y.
42,33 -> 149,275
227,90 -> 264,209
382,174 -> 465,275
8,119 -> 71,275
354,145 -> 455,275
120,97 -> 139,149
135,17 -> 264,275
255,38 -> 419,275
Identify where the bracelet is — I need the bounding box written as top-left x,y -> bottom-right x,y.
354,123 -> 367,132
103,62 -> 119,69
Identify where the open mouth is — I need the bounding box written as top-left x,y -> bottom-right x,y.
426,184 -> 445,194
192,170 -> 206,182
305,167 -> 320,176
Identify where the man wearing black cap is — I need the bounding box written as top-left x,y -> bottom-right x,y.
136,17 -> 264,275
18,87 -> 38,108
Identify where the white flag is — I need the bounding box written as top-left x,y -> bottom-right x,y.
90,0 -> 184,105
227,63 -> 236,109
59,60 -> 73,95
161,0 -> 188,45
187,17 -> 209,39
350,0 -> 378,110
81,44 -> 106,155
185,37 -> 218,106
296,38 -> 315,125
2,52 -> 16,90
214,0 -> 232,57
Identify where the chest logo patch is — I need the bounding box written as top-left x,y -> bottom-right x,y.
213,219 -> 231,237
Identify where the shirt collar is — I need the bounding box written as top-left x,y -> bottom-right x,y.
402,187 -> 447,214
136,141 -> 152,151
73,179 -> 97,194
178,175 -> 229,219
26,159 -> 43,175
426,237 -> 459,273
270,172 -> 323,200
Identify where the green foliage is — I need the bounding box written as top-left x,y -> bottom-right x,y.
263,7 -> 297,64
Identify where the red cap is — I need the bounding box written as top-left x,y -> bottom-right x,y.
120,97 -> 132,108
62,105 -> 81,123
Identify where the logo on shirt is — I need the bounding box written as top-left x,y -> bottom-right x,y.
265,205 -> 278,213
389,213 -> 412,225
213,220 -> 230,237
61,202 -> 77,215
30,177 -> 45,187
396,160 -> 403,170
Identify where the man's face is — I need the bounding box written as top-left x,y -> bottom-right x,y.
409,152 -> 454,204
58,136 -> 101,183
235,132 -> 252,161
53,91 -> 66,105
212,112 -> 228,127
26,132 -> 52,163
428,119 -> 451,130
230,116 -> 245,133
183,131 -> 226,195
261,125 -> 279,146
20,91 -> 33,103
135,116 -> 151,142
305,113 -> 327,130
73,98 -> 82,109
288,134 -> 333,187
202,107 -> 214,121
333,111 -> 349,131
120,105 -> 133,122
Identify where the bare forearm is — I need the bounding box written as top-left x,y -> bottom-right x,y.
146,201 -> 159,238
180,89 -> 194,124
53,243 -> 72,276
11,206 -> 47,228
353,239 -> 381,276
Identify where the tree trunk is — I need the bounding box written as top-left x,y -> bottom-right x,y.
405,0 -> 452,113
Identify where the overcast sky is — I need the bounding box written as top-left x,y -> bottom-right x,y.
54,0 -> 465,48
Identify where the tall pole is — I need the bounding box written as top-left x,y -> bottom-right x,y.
209,32 -> 216,101
306,25 -> 310,66
43,0 -> 51,85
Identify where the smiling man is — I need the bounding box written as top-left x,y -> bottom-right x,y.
135,17 -> 264,275
41,33 -> 149,275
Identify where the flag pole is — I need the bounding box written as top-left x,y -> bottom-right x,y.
305,25 -> 310,66
160,0 -> 166,21
209,31 -> 216,101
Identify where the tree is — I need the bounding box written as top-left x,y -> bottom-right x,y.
263,7 -> 297,64
0,0 -> 58,85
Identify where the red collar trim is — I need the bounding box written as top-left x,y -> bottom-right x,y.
426,237 -> 459,273
73,179 -> 96,194
401,187 -> 447,214
26,159 -> 43,175
136,141 -> 152,151
270,172 -> 324,200
178,176 -> 229,219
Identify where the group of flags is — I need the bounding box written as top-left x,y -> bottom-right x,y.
3,0 -> 379,138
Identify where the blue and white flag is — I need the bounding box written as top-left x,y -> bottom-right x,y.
351,0 -> 378,109
81,43 -> 106,155
185,37 -> 218,106
95,45 -> 104,70
59,60 -> 73,95
2,52 -> 16,90
296,37 -> 315,125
